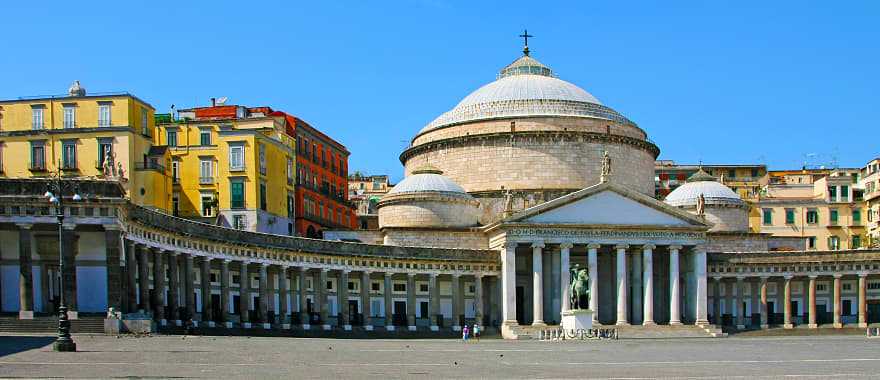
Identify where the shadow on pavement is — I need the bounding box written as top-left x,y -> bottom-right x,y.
0,336 -> 56,357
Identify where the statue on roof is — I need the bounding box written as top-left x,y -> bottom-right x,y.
503,187 -> 514,217
697,193 -> 706,216
600,150 -> 612,183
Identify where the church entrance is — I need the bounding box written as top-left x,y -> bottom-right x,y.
515,286 -> 524,324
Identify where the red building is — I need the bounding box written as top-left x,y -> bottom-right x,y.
269,111 -> 356,237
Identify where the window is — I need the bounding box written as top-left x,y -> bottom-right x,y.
167,130 -> 178,147
32,107 -> 44,130
762,208 -> 773,225
852,235 -> 861,249
830,209 -> 839,225
30,142 -> 45,170
807,236 -> 816,249
171,160 -> 180,183
200,129 -> 211,146
727,169 -> 736,178
172,193 -> 179,216
259,182 -> 267,211
61,141 -> 77,169
233,214 -> 247,230
806,209 -> 819,224
371,282 -> 380,292
828,236 -> 840,250
141,109 -> 149,135
98,140 -> 113,168
63,105 -> 75,128
841,185 -> 849,202
229,144 -> 244,170
287,193 -> 294,218
393,283 -> 406,292
258,144 -> 266,175
200,192 -> 215,217
98,103 -> 111,127
287,157 -> 293,185
785,209 -> 795,224
828,186 -> 837,201
853,208 -> 862,224
230,181 -> 245,209
199,159 -> 214,184
751,168 -> 759,178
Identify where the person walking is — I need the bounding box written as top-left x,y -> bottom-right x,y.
462,325 -> 469,343
473,324 -> 481,342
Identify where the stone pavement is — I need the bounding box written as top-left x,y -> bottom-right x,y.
1,333 -> 879,379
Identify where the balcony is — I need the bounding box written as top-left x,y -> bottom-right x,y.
200,177 -> 215,185
229,165 -> 246,172
134,162 -> 165,172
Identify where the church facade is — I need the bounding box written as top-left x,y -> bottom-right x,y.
2,46 -> 879,338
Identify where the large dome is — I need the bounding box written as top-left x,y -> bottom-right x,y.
664,169 -> 744,207
420,54 -> 635,134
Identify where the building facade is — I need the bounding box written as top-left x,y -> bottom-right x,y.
655,161 -> 767,200
861,158 -> 880,247
349,173 -> 392,230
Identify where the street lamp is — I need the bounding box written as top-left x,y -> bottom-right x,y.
44,161 -> 82,352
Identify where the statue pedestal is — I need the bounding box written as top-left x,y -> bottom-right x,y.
561,310 -> 593,331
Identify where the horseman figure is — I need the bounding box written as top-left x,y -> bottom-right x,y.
569,264 -> 591,310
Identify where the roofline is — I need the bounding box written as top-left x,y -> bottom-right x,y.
271,111 -> 350,155
0,92 -> 156,110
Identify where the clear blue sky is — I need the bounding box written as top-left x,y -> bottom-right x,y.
2,1 -> 877,183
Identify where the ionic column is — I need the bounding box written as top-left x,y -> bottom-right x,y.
735,276 -> 745,329
531,241 -> 546,326
694,248 -> 709,326
587,243 -> 600,323
17,224 -> 34,320
220,260 -> 231,328
631,247 -> 643,325
502,242 -> 518,327
184,254 -> 196,325
833,274 -> 842,328
406,273 -> 416,331
201,257 -> 213,326
384,272 -> 394,330
615,243 -> 629,326
152,248 -> 166,325
258,263 -> 269,329
298,267 -> 309,329
340,270 -> 351,330
642,244 -> 655,325
239,261 -> 250,327
362,271 -> 373,331
783,275 -> 793,329
428,273 -> 439,331
125,240 -> 138,313
807,275 -> 817,328
137,245 -> 151,313
319,268 -> 330,330
168,252 -> 180,325
859,273 -> 868,328
759,276 -> 769,329
668,245 -> 682,325
712,276 -> 722,326
559,243 -> 572,314
278,265 -> 289,329
474,274 -> 484,326
452,273 -> 462,330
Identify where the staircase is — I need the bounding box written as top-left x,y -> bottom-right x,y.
0,316 -> 105,334
508,324 -> 726,339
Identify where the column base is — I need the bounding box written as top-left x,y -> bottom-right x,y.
859,323 -> 868,328
736,324 -> 746,330
695,319 -> 709,326
615,321 -> 630,326
322,324 -> 331,330
385,325 -> 395,331
67,311 -> 78,320
175,320 -> 183,327
242,322 -> 252,329
642,320 -> 656,326
18,311 -> 34,320
160,319 -> 168,326
407,326 -> 417,331
53,339 -> 77,352
343,325 -> 352,331
430,325 -> 439,331
452,325 -> 462,331
225,322 -> 234,328
669,320 -> 682,326
807,324 -> 818,329
262,323 -> 271,329
783,323 -> 794,329
760,324 -> 769,330
282,323 -> 291,329
500,320 -> 520,339
365,325 -> 374,331
206,321 -> 216,328
833,323 -> 843,329
301,324 -> 310,330
531,321 -> 546,327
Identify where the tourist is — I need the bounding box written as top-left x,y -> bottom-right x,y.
462,325 -> 469,342
473,324 -> 481,342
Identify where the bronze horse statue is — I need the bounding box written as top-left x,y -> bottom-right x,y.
569,264 -> 590,310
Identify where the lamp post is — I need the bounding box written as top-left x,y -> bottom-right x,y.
44,161 -> 82,352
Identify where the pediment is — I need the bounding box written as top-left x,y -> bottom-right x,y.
504,182 -> 708,228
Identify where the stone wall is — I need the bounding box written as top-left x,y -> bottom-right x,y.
706,233 -> 770,253
402,131 -> 657,202
703,205 -> 749,232
323,230 -> 384,245
412,117 -> 647,146
378,196 -> 480,228
383,229 -> 488,250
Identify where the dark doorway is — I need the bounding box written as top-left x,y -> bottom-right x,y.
393,301 -> 407,326
233,295 -> 241,315
790,300 -> 799,324
349,300 -> 359,325
419,301 -> 428,321
516,286 -> 525,324
767,301 -> 777,324
868,301 -> 880,324
211,294 -> 222,322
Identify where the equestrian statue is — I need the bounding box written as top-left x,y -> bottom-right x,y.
569,264 -> 591,310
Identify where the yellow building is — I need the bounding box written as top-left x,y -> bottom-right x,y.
861,158 -> 880,247
156,105 -> 296,235
0,81 -> 170,211
752,169 -> 866,250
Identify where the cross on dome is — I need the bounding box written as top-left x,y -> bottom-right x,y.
519,29 -> 534,56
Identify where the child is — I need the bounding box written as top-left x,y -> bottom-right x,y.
462,325 -> 469,342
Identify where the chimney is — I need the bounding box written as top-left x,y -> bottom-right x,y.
211,98 -> 216,107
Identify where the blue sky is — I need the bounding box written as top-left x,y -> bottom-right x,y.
2,1 -> 877,182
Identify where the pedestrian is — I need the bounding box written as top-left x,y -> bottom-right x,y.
473,324 -> 481,342
462,325 -> 469,342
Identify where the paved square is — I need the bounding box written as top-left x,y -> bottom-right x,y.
1,334 -> 879,379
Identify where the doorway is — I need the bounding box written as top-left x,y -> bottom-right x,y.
393,301 -> 407,326
516,286 -> 524,324
348,300 -> 359,325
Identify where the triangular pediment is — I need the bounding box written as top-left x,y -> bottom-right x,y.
501,182 -> 708,228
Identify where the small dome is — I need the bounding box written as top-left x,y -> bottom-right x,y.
68,80 -> 86,97
665,169 -> 743,207
388,167 -> 469,195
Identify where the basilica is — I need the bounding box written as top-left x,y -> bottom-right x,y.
1,44 -> 878,338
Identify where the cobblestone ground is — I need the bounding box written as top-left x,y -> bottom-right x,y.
1,333 -> 879,379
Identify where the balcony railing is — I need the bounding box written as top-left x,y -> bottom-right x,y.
200,177 -> 215,185
28,163 -> 46,171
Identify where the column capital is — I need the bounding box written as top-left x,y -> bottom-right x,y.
222,258 -> 232,264
62,223 -> 77,230
736,275 -> 746,281
614,243 -> 629,250
642,243 -> 657,250
559,242 -> 574,250
784,274 -> 793,280
531,241 -> 545,249
858,272 -> 869,278
102,223 -> 123,231
341,269 -> 351,274
759,275 -> 769,281
406,272 -> 415,278
808,274 -> 818,279
668,244 -> 683,250
474,273 -> 484,279
503,241 -> 518,249
319,267 -> 329,273
833,273 -> 843,279
166,250 -> 179,256
712,276 -> 722,281
15,223 -> 33,230
586,243 -> 601,250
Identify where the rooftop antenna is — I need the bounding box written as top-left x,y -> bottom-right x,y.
216,97 -> 228,106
